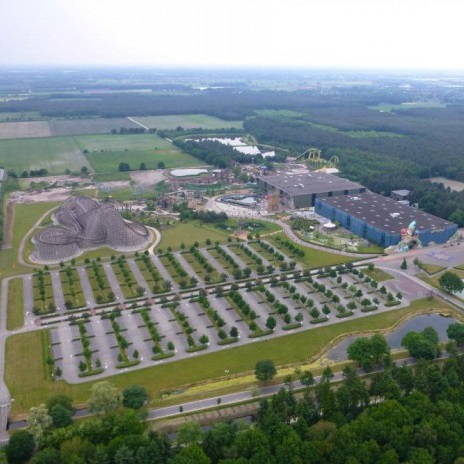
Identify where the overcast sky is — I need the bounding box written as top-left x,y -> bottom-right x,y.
1,0 -> 463,70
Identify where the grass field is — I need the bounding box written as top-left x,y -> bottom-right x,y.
0,201 -> 60,278
0,112 -> 42,122
7,278 -> 24,330
368,102 -> 447,112
5,298 -> 453,416
0,137 -> 90,174
77,134 -> 201,174
268,233 -> 355,268
130,114 -> 243,130
157,220 -> 281,251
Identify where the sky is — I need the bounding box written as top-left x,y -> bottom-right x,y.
1,0 -> 464,70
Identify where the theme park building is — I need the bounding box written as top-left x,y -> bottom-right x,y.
315,191 -> 457,248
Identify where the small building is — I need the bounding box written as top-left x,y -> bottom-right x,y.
257,172 -> 365,209
315,191 -> 457,247
391,189 -> 410,201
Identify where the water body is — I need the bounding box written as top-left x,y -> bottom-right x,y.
170,168 -> 208,177
327,314 -> 457,361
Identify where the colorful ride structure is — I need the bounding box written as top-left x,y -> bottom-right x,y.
397,221 -> 422,252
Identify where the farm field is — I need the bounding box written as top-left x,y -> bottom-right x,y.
0,121 -> 51,140
0,136 -> 90,174
131,114 -> 243,130
49,118 -> 139,136
77,134 -> 201,174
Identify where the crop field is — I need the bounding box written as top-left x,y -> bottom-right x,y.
0,121 -> 51,139
77,134 -> 201,174
0,112 -> 43,122
49,118 -> 139,136
130,114 -> 243,130
0,137 -> 91,174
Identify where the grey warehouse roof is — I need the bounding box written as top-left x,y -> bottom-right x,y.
319,191 -> 454,234
258,172 -> 363,196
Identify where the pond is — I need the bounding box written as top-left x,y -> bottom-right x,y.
170,168 -> 208,177
327,313 -> 457,361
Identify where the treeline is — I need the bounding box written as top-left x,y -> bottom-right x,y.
157,127 -> 243,139
111,127 -> 155,134
174,203 -> 228,223
8,347 -> 464,463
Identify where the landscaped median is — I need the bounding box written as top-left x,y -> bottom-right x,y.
5,297 -> 456,419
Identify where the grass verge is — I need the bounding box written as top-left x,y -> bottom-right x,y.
7,278 -> 24,330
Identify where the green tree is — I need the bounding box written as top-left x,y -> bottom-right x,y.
27,403 -> 52,442
447,323 -> 464,346
46,394 -> 74,414
400,258 -> 407,270
439,271 -> 464,293
88,381 -> 122,414
122,385 -> 149,410
176,421 -> 204,447
5,431 -> 35,464
118,162 -> 131,172
255,360 -> 277,384
265,316 -> 277,331
402,329 -> 439,360
49,404 -> 73,428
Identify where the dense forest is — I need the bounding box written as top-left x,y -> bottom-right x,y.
7,343 -> 464,464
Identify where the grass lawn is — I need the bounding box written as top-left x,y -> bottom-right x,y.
419,268 -> 464,296
77,134 -> 201,175
130,114 -> 243,130
59,268 -> 86,308
32,272 -> 54,311
158,221 -> 231,251
111,263 -> 139,299
268,233 -> 356,269
7,278 -> 24,330
420,263 -> 447,275
362,267 -> 394,282
5,297 -> 454,417
0,137 -> 90,174
158,219 -> 281,252
0,201 -> 60,278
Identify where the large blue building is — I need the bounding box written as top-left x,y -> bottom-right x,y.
315,191 -> 458,247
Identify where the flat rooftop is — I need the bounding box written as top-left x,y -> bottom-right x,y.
319,191 -> 454,234
258,171 -> 363,196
